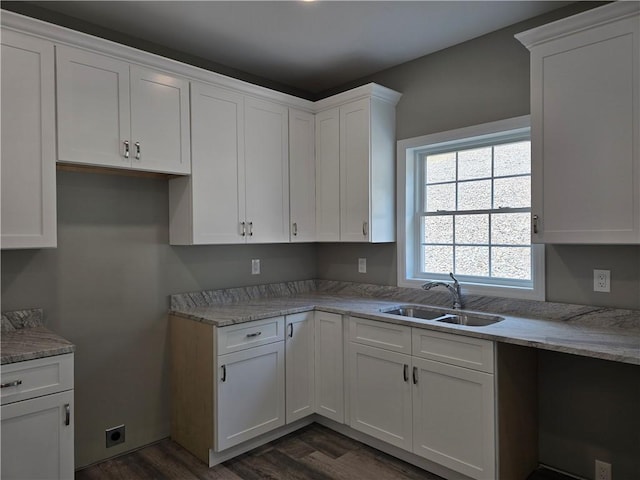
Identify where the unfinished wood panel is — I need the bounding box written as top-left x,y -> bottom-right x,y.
170,315 -> 214,463
497,343 -> 538,479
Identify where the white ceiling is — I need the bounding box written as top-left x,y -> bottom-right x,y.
30,1 -> 572,94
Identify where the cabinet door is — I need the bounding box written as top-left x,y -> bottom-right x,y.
340,99 -> 371,241
130,66 -> 190,174
244,97 -> 289,243
56,46 -> 130,169
285,312 -> 315,423
171,82 -> 244,244
216,342 -> 285,451
315,108 -> 341,241
1,390 -> 74,480
349,344 -> 412,450
412,357 -> 495,479
314,311 -> 344,423
1,31 -> 57,249
289,109 -> 316,242
530,14 -> 640,243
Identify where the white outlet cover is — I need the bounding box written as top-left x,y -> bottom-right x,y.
358,258 -> 367,273
251,259 -> 260,275
593,269 -> 610,293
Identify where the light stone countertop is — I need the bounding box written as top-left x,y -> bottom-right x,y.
1,309 -> 75,365
170,289 -> 640,366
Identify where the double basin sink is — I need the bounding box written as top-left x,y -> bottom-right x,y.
381,305 -> 503,327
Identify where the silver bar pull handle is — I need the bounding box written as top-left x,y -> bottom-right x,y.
134,142 -> 141,160
0,380 -> 22,388
248,222 -> 253,236
403,364 -> 409,382
363,221 -> 368,237
288,323 -> 294,338
533,215 -> 539,234
246,331 -> 262,338
64,404 -> 71,426
123,140 -> 130,159
292,222 -> 298,236
240,222 -> 246,237
412,366 -> 418,385
221,365 -> 226,382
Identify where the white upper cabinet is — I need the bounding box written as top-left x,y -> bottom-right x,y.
315,85 -> 401,243
56,46 -> 190,175
517,2 -> 640,244
289,109 -> 316,242
1,30 -> 57,249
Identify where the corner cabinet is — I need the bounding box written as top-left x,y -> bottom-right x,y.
289,109 -> 316,242
315,85 -> 401,243
517,2 -> 640,244
1,30 -> 57,249
169,83 -> 290,245
56,45 -> 191,175
1,354 -> 75,480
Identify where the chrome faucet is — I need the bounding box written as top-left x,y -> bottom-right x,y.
421,272 -> 464,309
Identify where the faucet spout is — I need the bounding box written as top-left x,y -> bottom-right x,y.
421,272 -> 464,309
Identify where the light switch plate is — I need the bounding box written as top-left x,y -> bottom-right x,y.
358,258 -> 367,273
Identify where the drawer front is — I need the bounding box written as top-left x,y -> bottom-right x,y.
411,330 -> 494,373
217,317 -> 285,354
349,317 -> 412,354
1,354 -> 74,405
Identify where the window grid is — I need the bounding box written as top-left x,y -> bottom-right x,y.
418,141 -> 532,282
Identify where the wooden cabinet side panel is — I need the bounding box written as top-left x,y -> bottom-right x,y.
170,315 -> 214,463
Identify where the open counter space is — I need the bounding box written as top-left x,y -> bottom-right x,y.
170,280 -> 640,366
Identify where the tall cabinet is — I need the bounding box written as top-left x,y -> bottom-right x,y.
1,30 -> 57,249
516,2 -> 640,244
315,84 -> 401,242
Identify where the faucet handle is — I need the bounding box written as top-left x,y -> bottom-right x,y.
449,272 -> 459,285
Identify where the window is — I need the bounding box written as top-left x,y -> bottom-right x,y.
397,116 -> 544,300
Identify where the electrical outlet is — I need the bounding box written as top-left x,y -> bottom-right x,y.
358,258 -> 367,273
593,269 -> 610,292
251,259 -> 260,275
105,425 -> 125,448
595,460 -> 611,480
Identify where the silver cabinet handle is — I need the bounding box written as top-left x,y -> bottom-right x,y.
412,366 -> 418,385
246,331 -> 262,338
134,142 -> 141,160
240,222 -> 246,237
533,215 -> 539,234
64,404 -> 71,426
0,380 -> 22,388
363,221 -> 368,237
248,222 -> 253,236
292,222 -> 298,236
221,365 -> 226,382
123,140 -> 130,159
288,323 -> 294,338
403,364 -> 409,382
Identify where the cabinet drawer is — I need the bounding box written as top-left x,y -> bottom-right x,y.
349,317 -> 411,354
1,354 -> 74,405
411,330 -> 494,373
217,317 -> 285,354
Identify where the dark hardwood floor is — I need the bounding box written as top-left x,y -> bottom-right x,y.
76,423 -> 444,479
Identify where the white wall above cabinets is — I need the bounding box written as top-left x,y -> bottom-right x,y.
316,86 -> 402,243
1,30 -> 57,249
56,46 -> 191,175
517,2 -> 640,244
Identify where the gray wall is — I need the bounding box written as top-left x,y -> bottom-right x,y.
1,171 -> 317,467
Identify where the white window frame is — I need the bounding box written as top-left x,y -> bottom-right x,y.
397,115 -> 545,301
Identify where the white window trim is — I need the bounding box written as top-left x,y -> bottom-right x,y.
397,115 -> 545,301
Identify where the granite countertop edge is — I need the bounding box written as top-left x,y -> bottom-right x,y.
169,295 -> 640,366
1,326 -> 76,365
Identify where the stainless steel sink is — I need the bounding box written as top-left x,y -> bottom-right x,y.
382,305 -> 503,327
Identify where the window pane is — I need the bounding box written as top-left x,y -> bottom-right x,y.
455,246 -> 489,276
424,245 -> 453,274
424,216 -> 453,244
492,246 -> 531,280
494,176 -> 530,208
458,147 -> 491,180
492,213 -> 530,245
458,180 -> 491,210
425,183 -> 456,212
425,152 -> 456,184
455,214 -> 489,244
494,141 -> 530,177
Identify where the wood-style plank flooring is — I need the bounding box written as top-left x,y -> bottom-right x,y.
76,423 -> 444,480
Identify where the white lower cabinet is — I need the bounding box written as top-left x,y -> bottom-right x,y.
216,341 -> 285,451
285,312 -> 315,423
348,317 -> 496,480
314,311 -> 344,423
1,354 -> 75,480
